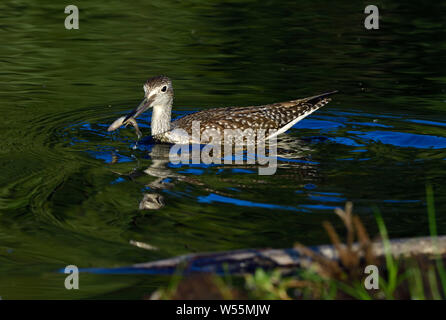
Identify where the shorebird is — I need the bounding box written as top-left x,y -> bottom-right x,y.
107,75 -> 337,144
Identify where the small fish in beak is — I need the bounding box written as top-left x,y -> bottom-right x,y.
107,96 -> 154,139
107,116 -> 142,139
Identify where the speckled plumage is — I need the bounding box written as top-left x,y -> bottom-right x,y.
171,96 -> 333,136
108,76 -> 337,144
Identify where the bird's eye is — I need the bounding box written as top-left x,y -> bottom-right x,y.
161,86 -> 167,92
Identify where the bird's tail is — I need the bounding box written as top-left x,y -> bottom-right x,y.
303,90 -> 339,105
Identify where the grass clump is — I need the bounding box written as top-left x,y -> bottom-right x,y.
151,186 -> 446,300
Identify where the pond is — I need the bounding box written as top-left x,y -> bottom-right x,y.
0,1 -> 445,298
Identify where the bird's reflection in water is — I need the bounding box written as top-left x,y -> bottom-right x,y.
110,135 -> 319,210
139,143 -> 174,210
139,193 -> 165,210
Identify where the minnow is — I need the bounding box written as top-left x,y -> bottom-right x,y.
107,115 -> 142,139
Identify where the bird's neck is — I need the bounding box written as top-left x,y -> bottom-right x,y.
151,104 -> 172,136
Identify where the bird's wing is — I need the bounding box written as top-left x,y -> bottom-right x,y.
171,91 -> 337,135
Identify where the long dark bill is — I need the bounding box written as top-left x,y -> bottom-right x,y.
124,95 -> 155,122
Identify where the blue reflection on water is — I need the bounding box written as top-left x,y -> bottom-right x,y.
349,130 -> 446,149
299,204 -> 338,210
406,119 -> 446,127
304,183 -> 317,190
294,118 -> 345,130
350,149 -> 368,153
198,193 -> 298,211
231,168 -> 256,174
383,199 -> 421,204
328,137 -> 365,147
178,168 -> 205,175
110,177 -> 126,185
308,194 -> 347,202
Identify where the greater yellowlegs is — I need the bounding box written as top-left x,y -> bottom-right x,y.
107,75 -> 337,144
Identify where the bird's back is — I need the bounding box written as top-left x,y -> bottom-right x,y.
171,91 -> 337,136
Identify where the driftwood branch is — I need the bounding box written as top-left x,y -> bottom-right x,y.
82,236 -> 446,275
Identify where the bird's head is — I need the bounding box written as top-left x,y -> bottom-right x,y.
127,75 -> 173,120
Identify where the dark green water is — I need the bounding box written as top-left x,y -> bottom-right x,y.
0,0 -> 445,298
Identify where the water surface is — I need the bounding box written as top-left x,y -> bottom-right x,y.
0,0 -> 445,298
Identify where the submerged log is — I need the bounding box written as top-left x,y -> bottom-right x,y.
81,235 -> 446,275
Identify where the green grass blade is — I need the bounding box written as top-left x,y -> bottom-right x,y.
374,208 -> 398,298
426,184 -> 446,298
